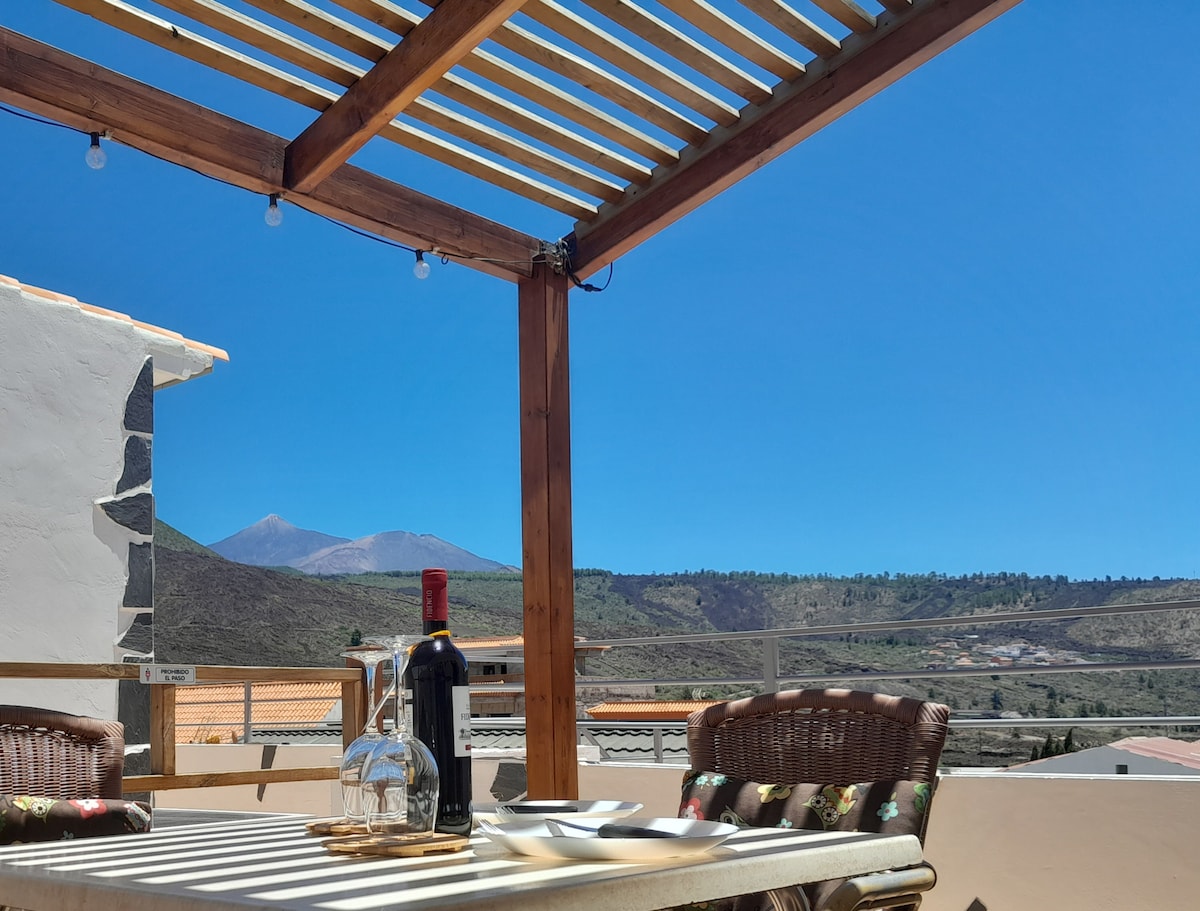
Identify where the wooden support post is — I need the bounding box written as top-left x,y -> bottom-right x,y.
341,680 -> 363,752
149,683 -> 176,775
518,262 -> 578,798
341,651 -> 369,751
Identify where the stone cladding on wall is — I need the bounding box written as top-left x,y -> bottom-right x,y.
96,358 -> 156,763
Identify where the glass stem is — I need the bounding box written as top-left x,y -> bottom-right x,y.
363,661 -> 378,736
392,648 -> 407,735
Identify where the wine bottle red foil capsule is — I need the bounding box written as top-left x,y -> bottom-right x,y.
422,568 -> 449,625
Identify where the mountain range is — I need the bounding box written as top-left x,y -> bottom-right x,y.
208,514 -> 518,575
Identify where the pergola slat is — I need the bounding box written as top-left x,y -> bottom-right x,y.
488,24 -> 706,147
394,122 -> 598,218
521,0 -> 741,126
580,0 -> 773,105
228,0 -> 659,179
329,0 -> 694,156
284,0 -> 528,193
569,0 -> 1025,276
0,26 -> 540,281
809,0 -> 877,34
656,0 -> 806,83
154,0 -> 628,198
53,0 -> 598,217
737,0 -> 843,59
414,97 -> 625,203
435,71 -> 653,183
244,0 -> 385,60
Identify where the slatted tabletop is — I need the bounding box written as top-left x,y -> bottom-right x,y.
0,814 -> 922,911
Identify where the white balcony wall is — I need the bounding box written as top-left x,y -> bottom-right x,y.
922,773 -> 1195,910
0,278 -> 222,719
0,282 -> 149,717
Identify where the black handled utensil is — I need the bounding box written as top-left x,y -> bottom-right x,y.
546,818 -> 677,839
499,803 -> 580,814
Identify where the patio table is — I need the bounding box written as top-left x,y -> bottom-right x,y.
0,814 -> 922,911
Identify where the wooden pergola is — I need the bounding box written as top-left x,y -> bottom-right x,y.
0,0 -> 1021,798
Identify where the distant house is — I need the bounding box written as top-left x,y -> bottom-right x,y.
455,635 -> 612,717
1009,736 -> 1200,775
0,274 -> 226,726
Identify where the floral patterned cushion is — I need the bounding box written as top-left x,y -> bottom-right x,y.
0,795 -> 152,844
674,772 -> 933,911
679,771 -> 932,836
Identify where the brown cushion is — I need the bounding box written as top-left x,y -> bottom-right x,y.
676,772 -> 933,911
679,770 -> 931,836
0,795 -> 152,844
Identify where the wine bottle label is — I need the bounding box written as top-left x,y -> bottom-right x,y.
452,685 -> 472,758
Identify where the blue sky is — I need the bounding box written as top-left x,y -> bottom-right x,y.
3,2 -> 1198,580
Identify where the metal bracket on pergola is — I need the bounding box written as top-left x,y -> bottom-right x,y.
0,0 -> 1022,797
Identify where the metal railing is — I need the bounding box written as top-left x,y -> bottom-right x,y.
576,598 -> 1200,691
156,597 -> 1200,763
7,597 -> 1194,784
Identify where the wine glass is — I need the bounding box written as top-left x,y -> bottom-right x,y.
360,635 -> 440,836
338,647 -> 391,825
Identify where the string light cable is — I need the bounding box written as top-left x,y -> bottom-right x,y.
0,103 -> 615,285
0,104 -> 107,169
567,262 -> 612,293
538,238 -> 613,293
0,102 -> 77,131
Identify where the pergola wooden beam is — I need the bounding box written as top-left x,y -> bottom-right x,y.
567,0 -> 1023,278
0,27 -> 538,282
517,263 -> 577,798
284,0 -> 529,193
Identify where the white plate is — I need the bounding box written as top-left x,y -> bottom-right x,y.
474,800 -> 642,825
477,816 -> 737,861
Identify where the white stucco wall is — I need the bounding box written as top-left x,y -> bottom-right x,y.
0,279 -> 219,719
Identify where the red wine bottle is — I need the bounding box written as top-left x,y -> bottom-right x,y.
406,568 -> 473,835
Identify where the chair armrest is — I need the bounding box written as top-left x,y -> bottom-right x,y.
820,863 -> 937,911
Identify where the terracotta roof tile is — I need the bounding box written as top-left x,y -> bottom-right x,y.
175,682 -> 340,743
586,700 -> 723,721
456,635 -> 608,653
1111,736 -> 1200,771
457,636 -> 525,650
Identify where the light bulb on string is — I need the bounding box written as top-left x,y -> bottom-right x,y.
413,250 -> 431,280
264,193 -> 283,227
85,132 -> 107,170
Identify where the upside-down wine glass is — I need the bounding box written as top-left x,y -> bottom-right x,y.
360,635 -> 439,836
338,647 -> 391,825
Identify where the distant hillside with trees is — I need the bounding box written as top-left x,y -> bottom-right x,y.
154,522 -> 1200,767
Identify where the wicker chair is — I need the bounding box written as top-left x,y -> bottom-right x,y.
0,704 -> 126,799
686,689 -> 950,911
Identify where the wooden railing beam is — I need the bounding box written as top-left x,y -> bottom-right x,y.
0,663 -> 365,792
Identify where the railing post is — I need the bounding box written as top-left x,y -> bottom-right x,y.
762,636 -> 779,693
149,683 -> 176,775
243,682 -> 253,744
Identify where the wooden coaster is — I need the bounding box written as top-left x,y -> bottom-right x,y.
325,832 -> 470,857
305,819 -> 369,837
